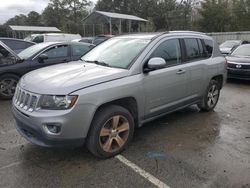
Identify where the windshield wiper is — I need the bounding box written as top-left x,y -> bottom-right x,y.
83,60 -> 110,67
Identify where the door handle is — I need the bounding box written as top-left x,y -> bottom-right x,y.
176,69 -> 186,75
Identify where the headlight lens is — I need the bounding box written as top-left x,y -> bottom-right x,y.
39,95 -> 78,110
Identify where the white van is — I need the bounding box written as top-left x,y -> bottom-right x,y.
25,33 -> 82,43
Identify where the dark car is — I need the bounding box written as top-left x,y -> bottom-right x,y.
0,38 -> 35,53
92,35 -> 113,45
0,41 -> 94,99
79,37 -> 94,44
226,44 -> 250,80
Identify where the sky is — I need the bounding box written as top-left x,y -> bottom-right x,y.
0,0 -> 97,24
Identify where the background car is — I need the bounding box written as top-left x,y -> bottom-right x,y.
24,33 -> 82,43
0,41 -> 93,99
0,38 -> 35,53
92,35 -> 113,45
73,37 -> 94,44
226,44 -> 250,80
219,40 -> 250,55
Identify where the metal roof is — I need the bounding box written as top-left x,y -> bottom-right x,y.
83,11 -> 148,23
9,25 -> 61,32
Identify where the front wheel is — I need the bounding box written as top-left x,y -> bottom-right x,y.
87,105 -> 134,158
0,74 -> 19,100
198,80 -> 220,112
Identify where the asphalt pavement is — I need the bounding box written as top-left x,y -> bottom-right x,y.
0,80 -> 250,188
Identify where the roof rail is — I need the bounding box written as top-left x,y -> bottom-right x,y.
169,30 -> 206,35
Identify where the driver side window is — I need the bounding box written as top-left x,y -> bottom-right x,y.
150,39 -> 181,66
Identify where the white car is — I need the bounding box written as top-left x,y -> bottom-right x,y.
25,33 -> 82,43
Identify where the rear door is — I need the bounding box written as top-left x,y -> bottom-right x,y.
30,44 -> 71,71
181,38 -> 210,99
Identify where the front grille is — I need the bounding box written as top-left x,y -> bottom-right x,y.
14,86 -> 39,112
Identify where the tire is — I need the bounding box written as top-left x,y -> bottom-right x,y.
86,105 -> 135,158
198,79 -> 220,112
0,74 -> 19,100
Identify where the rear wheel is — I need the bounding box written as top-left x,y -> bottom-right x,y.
0,74 -> 19,100
87,105 -> 134,158
198,79 -> 220,112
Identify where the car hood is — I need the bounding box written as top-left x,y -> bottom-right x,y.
220,47 -> 232,54
226,56 -> 250,64
21,61 -> 129,94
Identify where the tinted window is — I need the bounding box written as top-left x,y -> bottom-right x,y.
151,39 -> 181,66
44,45 -> 68,58
72,45 -> 90,56
93,38 -> 107,45
184,38 -> 200,60
204,39 -> 213,57
33,36 -> 44,43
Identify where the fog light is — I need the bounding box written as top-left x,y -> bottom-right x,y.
44,123 -> 62,135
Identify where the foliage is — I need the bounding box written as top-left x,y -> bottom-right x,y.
1,0 -> 250,36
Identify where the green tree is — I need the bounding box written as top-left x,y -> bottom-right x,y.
42,0 -> 90,34
197,0 -> 231,32
231,0 -> 250,31
5,14 -> 28,26
26,11 -> 42,26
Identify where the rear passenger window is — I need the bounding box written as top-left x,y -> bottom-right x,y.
150,39 -> 181,66
203,39 -> 213,57
184,38 -> 202,61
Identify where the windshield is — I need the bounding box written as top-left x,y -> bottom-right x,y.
18,43 -> 51,60
82,37 -> 151,69
220,41 -> 241,48
231,45 -> 250,57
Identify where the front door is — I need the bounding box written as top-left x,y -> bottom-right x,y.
142,39 -> 189,118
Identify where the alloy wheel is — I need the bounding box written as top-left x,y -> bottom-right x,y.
99,115 -> 130,153
207,84 -> 219,108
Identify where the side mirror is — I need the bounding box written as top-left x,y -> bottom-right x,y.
144,57 -> 167,73
38,54 -> 48,63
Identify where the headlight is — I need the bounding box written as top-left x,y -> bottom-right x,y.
39,95 -> 78,110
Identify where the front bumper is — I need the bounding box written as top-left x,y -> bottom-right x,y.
227,68 -> 250,80
12,103 -> 96,148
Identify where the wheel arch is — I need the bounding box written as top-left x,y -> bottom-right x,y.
91,97 -> 139,129
211,75 -> 224,89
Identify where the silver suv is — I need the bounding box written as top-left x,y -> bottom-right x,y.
12,31 -> 227,158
